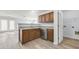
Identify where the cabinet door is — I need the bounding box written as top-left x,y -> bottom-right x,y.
45,13 -> 50,22
34,29 -> 40,38
30,29 -> 40,40
47,29 -> 54,42
22,30 -> 29,44
38,12 -> 54,23
30,29 -> 38,40
29,29 -> 35,40
41,15 -> 45,23
49,12 -> 54,22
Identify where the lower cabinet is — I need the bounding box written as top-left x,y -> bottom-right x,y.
22,30 -> 29,44
47,29 -> 54,42
20,28 -> 54,44
21,29 -> 40,44
30,29 -> 40,40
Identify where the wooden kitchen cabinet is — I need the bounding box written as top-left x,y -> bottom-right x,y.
49,12 -> 54,22
39,15 -> 44,23
21,29 -> 41,44
47,29 -> 54,42
29,29 -> 35,40
45,13 -> 50,22
39,12 -> 54,23
35,29 -> 41,38
30,29 -> 41,40
41,15 -> 45,23
22,30 -> 29,44
30,29 -> 40,40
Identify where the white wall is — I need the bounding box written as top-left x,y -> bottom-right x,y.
63,11 -> 79,19
63,10 -> 79,40
58,11 -> 63,43
16,17 -> 38,24
53,10 -> 59,45
53,10 -> 63,45
0,10 -> 38,24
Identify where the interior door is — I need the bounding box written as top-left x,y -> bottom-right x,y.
63,19 -> 75,39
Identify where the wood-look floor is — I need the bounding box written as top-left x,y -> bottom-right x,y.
59,37 -> 79,49
22,38 -> 79,49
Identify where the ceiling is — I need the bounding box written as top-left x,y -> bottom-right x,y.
0,10 -> 49,18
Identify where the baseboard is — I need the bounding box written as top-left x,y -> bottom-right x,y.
63,37 -> 74,40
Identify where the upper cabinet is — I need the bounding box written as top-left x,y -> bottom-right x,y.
41,15 -> 45,23
38,12 -> 54,23
49,12 -> 54,22
45,13 -> 50,22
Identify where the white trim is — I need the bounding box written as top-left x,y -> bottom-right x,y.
39,10 -> 54,15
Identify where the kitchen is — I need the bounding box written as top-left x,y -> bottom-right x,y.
19,10 -> 54,47
0,10 -> 60,49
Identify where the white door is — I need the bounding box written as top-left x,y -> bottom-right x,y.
58,11 -> 63,43
63,19 -> 75,39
